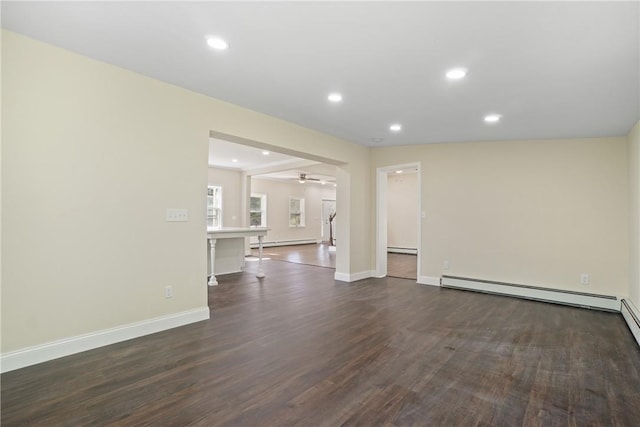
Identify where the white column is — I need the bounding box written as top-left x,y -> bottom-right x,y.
208,238 -> 218,286
256,235 -> 265,278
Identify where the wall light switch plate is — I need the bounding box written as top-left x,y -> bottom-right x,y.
166,209 -> 188,222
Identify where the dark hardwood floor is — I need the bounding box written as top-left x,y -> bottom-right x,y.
252,244 -> 417,280
2,260 -> 640,426
252,243 -> 336,268
387,253 -> 417,280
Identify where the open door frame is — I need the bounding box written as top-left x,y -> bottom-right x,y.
376,162 -> 422,280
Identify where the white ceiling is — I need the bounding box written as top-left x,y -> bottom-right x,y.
209,138 -> 336,184
255,169 -> 337,186
209,138 -> 302,170
2,1 -> 638,147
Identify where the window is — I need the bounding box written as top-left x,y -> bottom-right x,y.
289,197 -> 305,227
250,193 -> 267,227
207,185 -> 222,228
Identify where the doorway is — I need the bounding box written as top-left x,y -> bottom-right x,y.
376,163 -> 421,280
208,131 -> 349,280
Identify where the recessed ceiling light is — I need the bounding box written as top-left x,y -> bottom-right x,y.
206,36 -> 229,50
446,67 -> 467,80
262,151 -> 270,156
320,181 -> 326,185
484,114 -> 502,123
389,123 -> 402,132
327,93 -> 343,103
231,158 -> 238,163
395,170 -> 403,174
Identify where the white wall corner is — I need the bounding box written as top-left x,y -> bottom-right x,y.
621,299 -> 640,348
418,276 -> 441,287
334,270 -> 375,283
0,307 -> 210,373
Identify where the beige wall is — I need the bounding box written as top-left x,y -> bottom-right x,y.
206,168 -> 338,244
372,137 -> 629,296
628,120 -> 640,308
387,173 -> 419,249
1,31 -> 370,354
207,167 -> 243,228
2,29 -> 635,359
251,178 -> 336,244
2,31 -> 209,352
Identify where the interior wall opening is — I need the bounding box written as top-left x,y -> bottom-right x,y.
207,133 -> 345,285
376,163 -> 422,281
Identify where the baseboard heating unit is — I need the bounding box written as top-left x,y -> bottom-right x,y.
441,275 -> 620,312
621,299 -> 640,347
387,247 -> 418,255
249,239 -> 318,249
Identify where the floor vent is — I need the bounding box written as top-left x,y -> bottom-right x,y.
441,275 -> 619,312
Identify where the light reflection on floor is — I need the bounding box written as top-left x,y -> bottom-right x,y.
249,244 -> 417,279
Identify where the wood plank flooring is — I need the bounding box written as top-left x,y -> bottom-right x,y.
252,243 -> 336,269
387,253 -> 417,280
2,260 -> 640,426
252,244 -> 417,280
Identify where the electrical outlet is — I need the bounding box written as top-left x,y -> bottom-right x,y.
580,273 -> 589,285
443,260 -> 450,271
164,285 -> 173,298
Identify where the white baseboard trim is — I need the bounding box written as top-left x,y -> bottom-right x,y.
418,276 -> 441,287
335,270 -> 375,283
249,239 -> 317,249
387,247 -> 418,255
441,275 -> 620,312
0,307 -> 210,373
621,299 -> 640,347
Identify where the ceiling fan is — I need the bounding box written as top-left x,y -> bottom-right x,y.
296,173 -> 321,184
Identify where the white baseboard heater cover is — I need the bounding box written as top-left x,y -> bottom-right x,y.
441,275 -> 619,312
621,299 -> 640,347
387,247 -> 418,255
249,239 -> 318,249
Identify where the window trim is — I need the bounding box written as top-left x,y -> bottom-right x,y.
289,196 -> 305,228
207,185 -> 223,229
249,193 -> 267,228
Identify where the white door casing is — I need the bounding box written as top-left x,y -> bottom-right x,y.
376,163 -> 422,279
